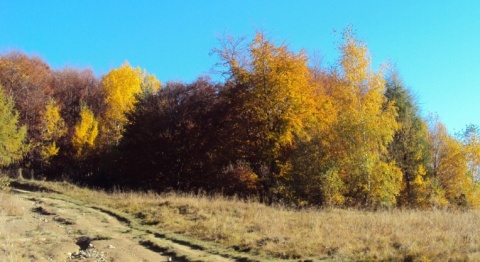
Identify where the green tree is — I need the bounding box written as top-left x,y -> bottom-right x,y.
0,84 -> 27,167
385,71 -> 430,207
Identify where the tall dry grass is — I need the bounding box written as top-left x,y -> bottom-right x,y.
0,191 -> 24,216
24,180 -> 480,261
0,191 -> 29,261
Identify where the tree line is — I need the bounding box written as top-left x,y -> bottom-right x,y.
1,30 -> 479,209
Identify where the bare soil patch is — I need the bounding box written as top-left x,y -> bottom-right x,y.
0,188 -> 234,262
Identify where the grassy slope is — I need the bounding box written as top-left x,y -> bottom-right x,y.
8,179 -> 480,261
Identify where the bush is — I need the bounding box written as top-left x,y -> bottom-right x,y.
0,176 -> 11,192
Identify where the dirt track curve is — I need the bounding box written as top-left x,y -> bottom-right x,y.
0,187 -> 236,262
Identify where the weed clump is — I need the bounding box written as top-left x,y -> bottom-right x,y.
0,176 -> 11,192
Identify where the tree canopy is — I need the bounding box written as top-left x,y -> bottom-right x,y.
0,84 -> 27,167
0,29 -> 478,209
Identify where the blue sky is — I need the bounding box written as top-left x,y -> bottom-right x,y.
1,1 -> 479,134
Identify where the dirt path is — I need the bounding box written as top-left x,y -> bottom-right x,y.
0,189 -> 234,262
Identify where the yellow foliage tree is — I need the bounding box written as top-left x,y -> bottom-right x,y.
282,31 -> 402,207
217,32 -> 316,194
39,99 -> 67,163
332,30 -> 401,207
0,84 -> 27,167
220,32 -> 317,194
72,105 -> 98,157
428,115 -> 473,208
139,69 -> 161,97
248,33 -> 316,147
235,33 -> 315,158
283,71 -> 344,206
460,125 -> 480,207
101,62 -> 142,146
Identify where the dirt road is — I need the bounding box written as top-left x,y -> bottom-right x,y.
0,188 -> 233,262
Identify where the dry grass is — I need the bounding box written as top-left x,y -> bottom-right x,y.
0,191 -> 24,216
0,191 -> 30,261
21,180 -> 480,261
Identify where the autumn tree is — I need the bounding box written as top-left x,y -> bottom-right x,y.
0,52 -> 53,165
460,125 -> 480,179
117,79 -> 221,191
0,84 -> 27,167
281,69 -> 344,206
100,63 -> 142,146
427,115 -> 470,207
38,99 -> 67,164
458,124 -> 480,207
216,32 -> 316,196
139,69 -> 161,97
72,105 -> 99,158
385,72 -> 430,207
285,36 -> 405,208
51,68 -> 104,129
330,30 -> 401,208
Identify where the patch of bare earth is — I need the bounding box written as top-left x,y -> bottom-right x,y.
0,190 -> 180,261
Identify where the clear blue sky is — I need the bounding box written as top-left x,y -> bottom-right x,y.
1,1 -> 479,134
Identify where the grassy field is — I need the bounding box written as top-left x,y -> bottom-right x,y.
5,178 -> 480,261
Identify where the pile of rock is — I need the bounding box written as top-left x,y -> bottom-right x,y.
66,236 -> 112,261
67,248 -> 106,261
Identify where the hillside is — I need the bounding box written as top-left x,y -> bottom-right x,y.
2,178 -> 480,261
